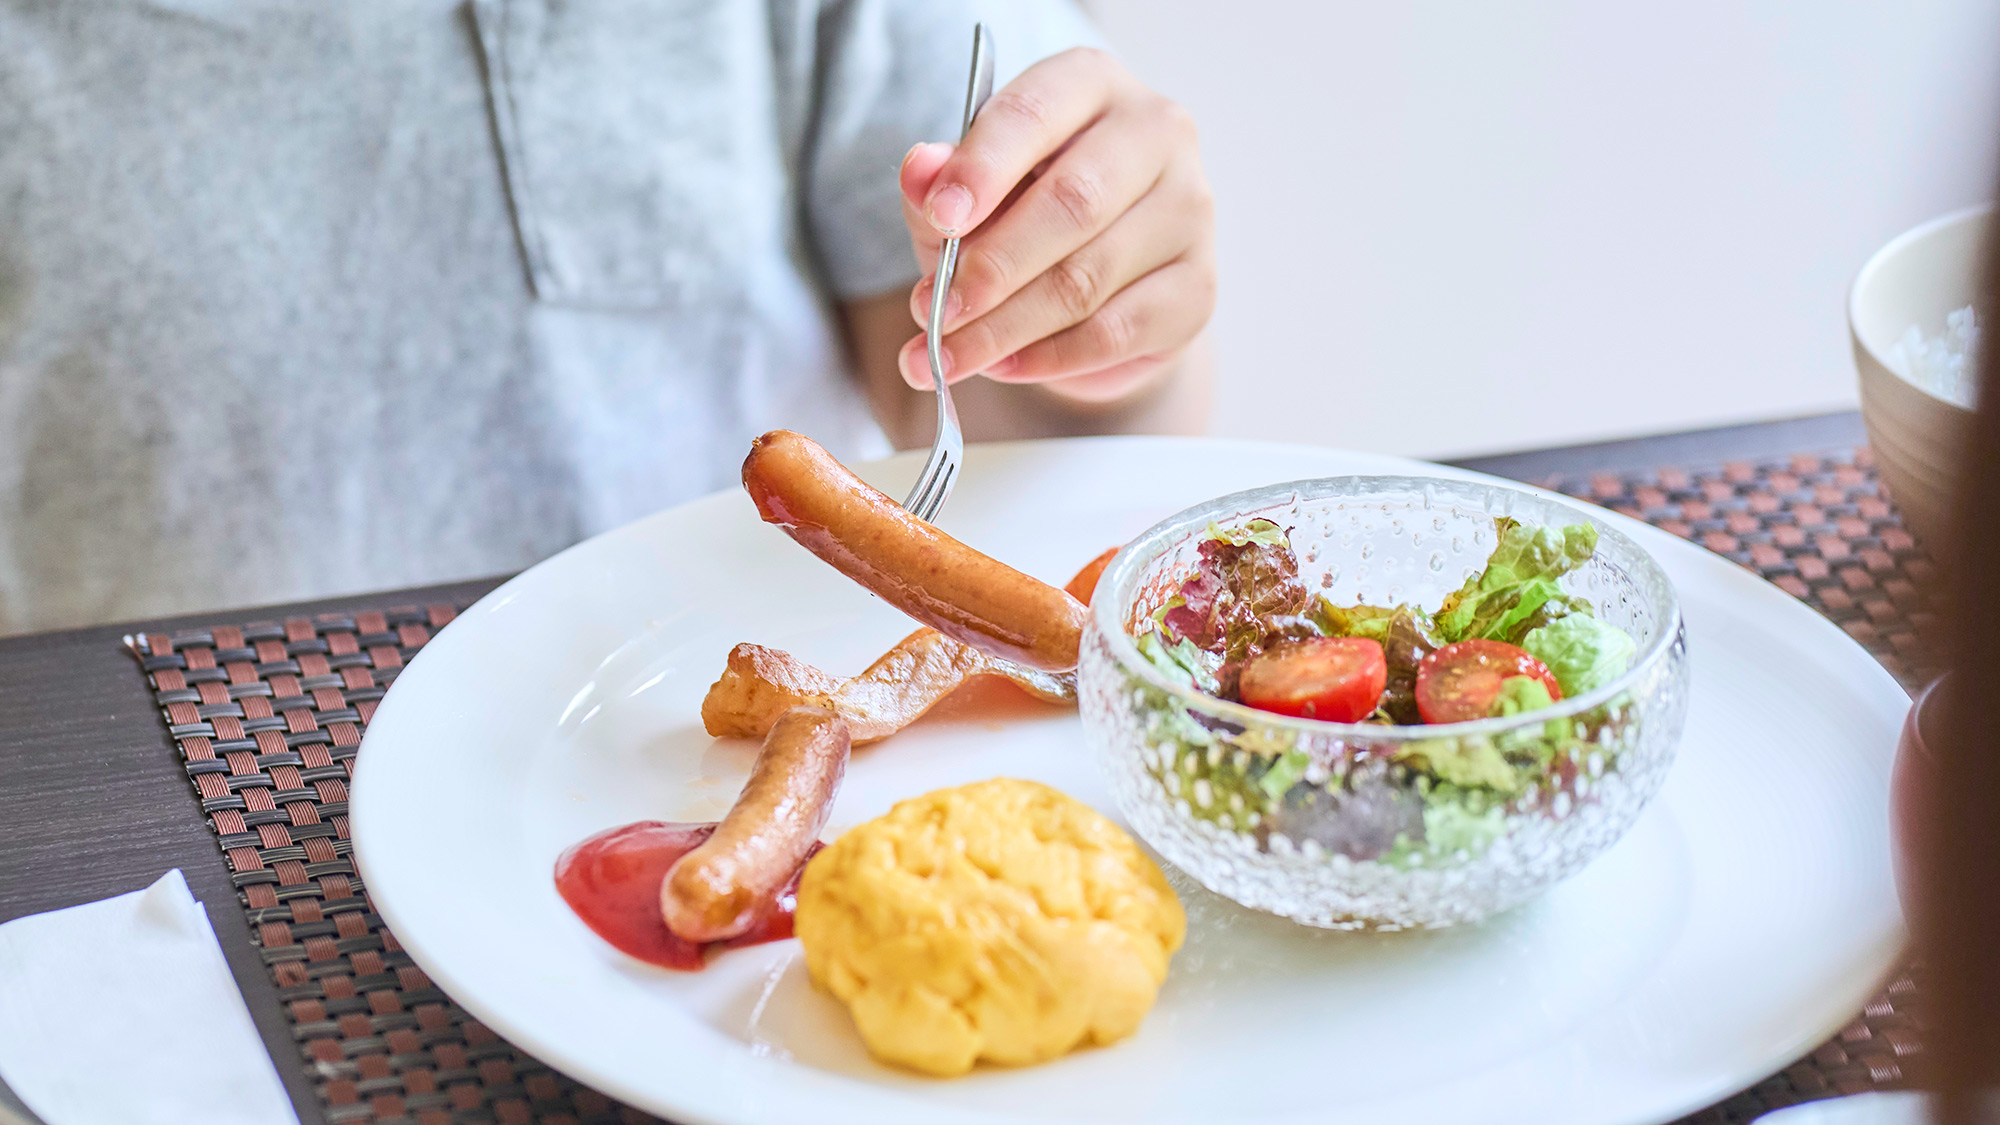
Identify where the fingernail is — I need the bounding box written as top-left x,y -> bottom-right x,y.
985,352 -> 1019,378
926,184 -> 973,235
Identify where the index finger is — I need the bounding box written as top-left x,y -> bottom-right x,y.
915,47 -> 1127,237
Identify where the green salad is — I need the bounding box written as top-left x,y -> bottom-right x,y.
1126,516 -> 1641,864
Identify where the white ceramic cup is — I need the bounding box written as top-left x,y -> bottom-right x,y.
1849,204 -> 1986,557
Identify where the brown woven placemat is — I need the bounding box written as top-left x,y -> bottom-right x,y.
1533,446 -> 1932,1124
123,445 -> 1932,1125
128,608 -> 664,1125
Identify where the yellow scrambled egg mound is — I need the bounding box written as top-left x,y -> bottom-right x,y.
795,778 -> 1186,1077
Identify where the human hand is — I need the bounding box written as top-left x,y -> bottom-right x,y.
897,47 -> 1216,405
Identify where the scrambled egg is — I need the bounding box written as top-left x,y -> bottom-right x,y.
794,778 -> 1185,1076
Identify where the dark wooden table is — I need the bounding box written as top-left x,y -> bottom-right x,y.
0,412 -> 1876,1125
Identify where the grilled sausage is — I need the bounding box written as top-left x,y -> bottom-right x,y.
742,430 -> 1088,672
660,706 -> 850,942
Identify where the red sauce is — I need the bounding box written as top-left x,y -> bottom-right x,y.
553,820 -> 819,970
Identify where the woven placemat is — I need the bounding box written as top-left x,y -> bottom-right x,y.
1532,446 -> 1932,1124
123,444 -> 1932,1125
128,608 -> 663,1125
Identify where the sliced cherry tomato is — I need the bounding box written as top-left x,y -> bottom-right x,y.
1065,547 -> 1120,604
1415,639 -> 1564,724
1238,637 -> 1388,722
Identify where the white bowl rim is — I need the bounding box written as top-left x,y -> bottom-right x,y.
1089,473 -> 1684,740
1848,201 -> 1990,410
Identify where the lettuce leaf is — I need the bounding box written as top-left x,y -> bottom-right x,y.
1506,590 -> 1595,642
1485,518 -> 1599,584
1203,518 -> 1291,549
1436,519 -> 1600,643
1392,736 -> 1522,794
1311,601 -> 1397,640
1416,791 -> 1509,857
1520,613 -> 1637,697
1490,675 -> 1556,716
1438,576 -> 1568,644
1256,743 -> 1312,800
1160,519 -> 1314,673
1135,628 -> 1221,694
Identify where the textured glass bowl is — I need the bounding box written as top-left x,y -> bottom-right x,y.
1079,476 -> 1689,929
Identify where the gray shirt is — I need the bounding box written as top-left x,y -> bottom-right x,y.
0,0 -> 1094,633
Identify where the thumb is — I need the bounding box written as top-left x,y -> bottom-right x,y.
900,142 -> 955,220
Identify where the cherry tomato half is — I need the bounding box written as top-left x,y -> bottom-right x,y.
1238,637 -> 1388,722
1414,639 -> 1564,724
1065,547 -> 1120,605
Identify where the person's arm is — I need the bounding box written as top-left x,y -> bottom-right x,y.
840,47 -> 1217,445
840,289 -> 1212,446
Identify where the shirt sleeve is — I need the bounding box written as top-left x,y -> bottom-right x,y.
803,0 -> 1105,301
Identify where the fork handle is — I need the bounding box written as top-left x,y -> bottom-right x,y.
923,24 -> 992,395
926,238 -> 962,397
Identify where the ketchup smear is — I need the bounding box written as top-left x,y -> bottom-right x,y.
553,821 -> 820,970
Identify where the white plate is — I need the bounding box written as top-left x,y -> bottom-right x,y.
352,437 -> 1908,1125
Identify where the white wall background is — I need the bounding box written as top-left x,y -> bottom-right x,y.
1088,1 -> 2000,458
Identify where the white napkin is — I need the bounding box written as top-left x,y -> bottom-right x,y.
0,870 -> 300,1125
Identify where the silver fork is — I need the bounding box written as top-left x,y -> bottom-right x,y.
903,23 -> 994,523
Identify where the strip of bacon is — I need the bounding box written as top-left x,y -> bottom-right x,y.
700,547 -> 1121,745
700,631 -> 1070,743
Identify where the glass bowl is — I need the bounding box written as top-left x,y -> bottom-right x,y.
1079,475 -> 1689,930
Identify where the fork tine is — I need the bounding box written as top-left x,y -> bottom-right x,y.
910,448 -> 961,523
924,460 -> 958,522
913,452 -> 942,502
908,453 -> 953,523
909,472 -> 938,522
933,459 -> 958,514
